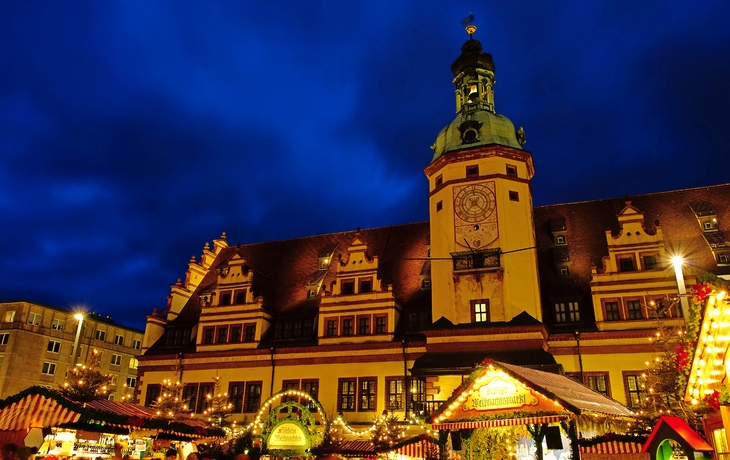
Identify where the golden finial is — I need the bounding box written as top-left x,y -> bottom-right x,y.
462,13 -> 476,36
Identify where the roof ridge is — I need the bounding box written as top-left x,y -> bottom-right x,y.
535,182 -> 730,209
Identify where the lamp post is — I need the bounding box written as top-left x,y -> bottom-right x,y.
671,256 -> 690,319
72,313 -> 84,365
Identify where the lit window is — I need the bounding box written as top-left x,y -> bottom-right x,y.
4,311 -> 15,323
47,340 -> 61,353
472,300 -> 489,323
244,382 -> 262,412
339,379 -> 356,412
386,378 -> 404,411
41,362 -> 56,375
110,374 -> 118,386
358,378 -> 377,411
624,372 -> 643,408
129,357 -> 139,369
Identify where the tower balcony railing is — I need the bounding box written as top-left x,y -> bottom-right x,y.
451,248 -> 501,271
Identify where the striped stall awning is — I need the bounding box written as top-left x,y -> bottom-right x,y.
579,441 -> 643,454
433,415 -> 567,430
392,438 -> 439,459
0,394 -> 80,430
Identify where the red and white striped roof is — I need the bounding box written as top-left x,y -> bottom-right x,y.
0,394 -> 80,430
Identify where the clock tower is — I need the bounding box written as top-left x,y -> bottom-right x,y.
425,27 -> 542,326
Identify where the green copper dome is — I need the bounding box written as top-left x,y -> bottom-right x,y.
430,37 -> 524,163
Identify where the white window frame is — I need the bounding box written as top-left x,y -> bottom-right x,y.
110,374 -> 119,385
95,330 -> 106,341
51,319 -> 64,331
111,354 -> 122,366
126,377 -> 137,388
133,339 -> 141,350
114,334 -> 124,346
0,333 -> 8,346
41,362 -> 56,375
47,340 -> 61,353
28,312 -> 41,325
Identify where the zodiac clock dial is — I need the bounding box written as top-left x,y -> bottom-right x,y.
454,184 -> 496,223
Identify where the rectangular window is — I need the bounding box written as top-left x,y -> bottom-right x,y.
4,311 -> 15,322
338,378 -> 356,412
203,327 -> 214,344
133,339 -> 141,350
554,301 -> 580,323
555,235 -> 566,245
618,257 -> 635,272
605,301 -> 621,321
145,384 -> 161,407
28,312 -> 41,325
342,318 -> 353,336
115,335 -> 124,346
0,333 -> 9,346
358,378 -> 377,411
234,289 -> 247,304
326,320 -> 338,337
359,278 -> 372,293
231,326 -> 242,343
245,325 -> 256,342
506,164 -> 517,176
183,384 -> 200,412
471,300 -> 489,323
282,379 -> 300,403
217,326 -> 228,344
643,255 -> 658,270
129,357 -> 139,369
466,165 -> 479,177
435,175 -> 443,186
719,253 -> 730,264
111,354 -> 122,366
229,382 -> 244,413
198,384 -> 214,412
627,300 -> 643,319
587,374 -> 609,396
220,291 -> 232,306
386,377 -> 404,411
244,382 -> 262,412
126,377 -> 136,389
342,280 -> 355,295
51,319 -> 64,331
95,330 -> 106,341
358,316 -> 370,335
624,372 -> 643,408
110,374 -> 119,386
375,316 -> 388,334
436,201 -> 443,212
47,340 -> 61,353
559,267 -> 570,276
509,190 -> 519,201
41,362 -> 56,375
302,379 -> 319,411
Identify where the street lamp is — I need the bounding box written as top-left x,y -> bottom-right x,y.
72,313 -> 84,365
671,256 -> 690,319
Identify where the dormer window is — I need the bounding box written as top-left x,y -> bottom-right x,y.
719,253 -> 729,264
421,278 -> 431,290
555,235 -> 566,245
319,257 -> 331,270
308,289 -> 318,299
704,220 -> 716,231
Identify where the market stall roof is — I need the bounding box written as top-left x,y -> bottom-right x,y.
0,386 -> 221,439
428,359 -> 636,430
642,416 -> 713,453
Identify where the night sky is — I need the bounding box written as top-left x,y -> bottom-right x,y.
2,2 -> 729,331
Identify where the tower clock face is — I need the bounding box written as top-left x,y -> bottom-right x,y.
453,182 -> 498,249
454,184 -> 496,222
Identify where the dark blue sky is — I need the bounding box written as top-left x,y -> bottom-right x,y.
2,2 -> 729,330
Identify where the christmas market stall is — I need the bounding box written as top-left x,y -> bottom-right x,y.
642,416 -> 712,460
428,359 -> 641,460
0,386 -> 224,458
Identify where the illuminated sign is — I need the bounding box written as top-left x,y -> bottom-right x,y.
463,375 -> 538,411
268,422 -> 308,448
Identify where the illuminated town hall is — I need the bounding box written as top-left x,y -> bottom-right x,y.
135,27 -> 730,443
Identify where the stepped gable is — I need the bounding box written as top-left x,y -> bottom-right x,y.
534,183 -> 730,304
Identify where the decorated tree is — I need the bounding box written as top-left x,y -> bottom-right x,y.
371,411 -> 407,451
203,376 -> 234,427
153,377 -> 186,418
465,426 -> 525,460
59,348 -> 113,402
